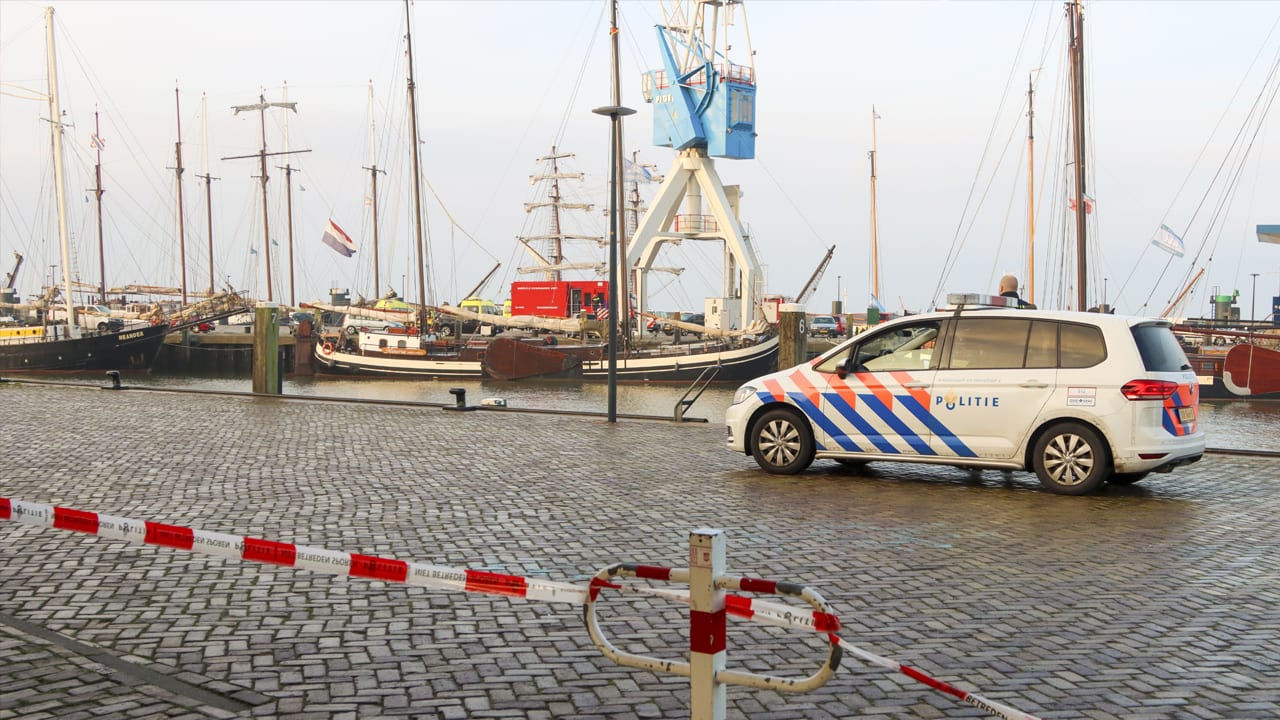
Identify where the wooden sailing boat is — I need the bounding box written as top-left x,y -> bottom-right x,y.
0,7 -> 170,372
312,0 -> 488,379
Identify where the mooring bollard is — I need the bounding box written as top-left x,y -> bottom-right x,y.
251,302 -> 280,395
104,370 -> 122,390
778,303 -> 807,369
445,387 -> 476,411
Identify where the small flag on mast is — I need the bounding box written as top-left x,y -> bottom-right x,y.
623,158 -> 653,183
1151,224 -> 1185,257
322,219 -> 356,257
1068,195 -> 1095,214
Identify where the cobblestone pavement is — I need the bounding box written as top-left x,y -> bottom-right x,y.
1,381 -> 1278,719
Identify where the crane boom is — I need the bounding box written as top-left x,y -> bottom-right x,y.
794,246 -> 835,305
4,252 -> 22,290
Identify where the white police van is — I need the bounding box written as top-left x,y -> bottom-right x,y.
725,294 -> 1205,495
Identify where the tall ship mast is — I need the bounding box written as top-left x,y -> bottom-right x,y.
516,148 -> 603,281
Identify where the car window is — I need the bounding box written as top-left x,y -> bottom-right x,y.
946,317 -> 1031,369
816,320 -> 940,373
1026,320 -> 1058,368
1131,323 -> 1190,372
1059,322 -> 1107,368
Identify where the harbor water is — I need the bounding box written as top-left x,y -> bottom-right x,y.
18,370 -> 1280,453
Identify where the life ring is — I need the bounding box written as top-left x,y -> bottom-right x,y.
321,342 -> 334,355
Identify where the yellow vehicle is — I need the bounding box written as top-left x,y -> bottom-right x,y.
460,296 -> 500,316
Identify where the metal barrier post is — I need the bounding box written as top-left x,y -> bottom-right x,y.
688,529 -> 726,720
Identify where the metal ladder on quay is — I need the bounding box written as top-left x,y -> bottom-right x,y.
674,365 -> 720,422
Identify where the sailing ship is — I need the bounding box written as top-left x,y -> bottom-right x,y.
478,0 -> 780,383
0,8 -> 169,373
311,0 -> 488,380
1174,284 -> 1280,400
1000,2 -> 1279,401
315,0 -> 779,384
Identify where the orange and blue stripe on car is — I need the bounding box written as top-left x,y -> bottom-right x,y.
759,377 -> 863,452
1161,382 -> 1198,437
757,370 -> 976,458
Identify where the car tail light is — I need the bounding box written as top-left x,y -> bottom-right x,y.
1120,379 -> 1178,400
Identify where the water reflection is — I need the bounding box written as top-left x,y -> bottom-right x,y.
1196,400 -> 1280,451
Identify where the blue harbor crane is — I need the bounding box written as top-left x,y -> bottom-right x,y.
644,9 -> 757,159
629,0 -> 765,332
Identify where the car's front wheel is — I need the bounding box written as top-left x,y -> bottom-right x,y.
1032,422 -> 1109,495
749,408 -> 814,475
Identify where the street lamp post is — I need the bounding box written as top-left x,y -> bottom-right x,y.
593,105 -> 634,423
592,0 -> 633,424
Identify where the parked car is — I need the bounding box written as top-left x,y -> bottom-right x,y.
68,305 -> 124,333
726,293 -> 1205,495
645,314 -> 670,334
662,312 -> 705,336
809,315 -> 844,338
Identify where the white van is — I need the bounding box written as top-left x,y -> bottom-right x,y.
725,295 -> 1205,495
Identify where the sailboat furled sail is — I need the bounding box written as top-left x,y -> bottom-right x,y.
0,7 -> 170,372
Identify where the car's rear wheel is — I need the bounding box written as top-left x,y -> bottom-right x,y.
97,321 -> 109,332
750,408 -> 814,475
1032,422 -> 1108,495
1107,471 -> 1150,485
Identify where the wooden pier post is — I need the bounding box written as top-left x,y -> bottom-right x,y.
293,316 -> 314,376
252,302 -> 280,394
778,303 -> 807,370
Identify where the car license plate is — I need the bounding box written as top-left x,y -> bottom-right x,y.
1178,406 -> 1196,423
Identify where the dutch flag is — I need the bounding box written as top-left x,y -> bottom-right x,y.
321,219 -> 356,257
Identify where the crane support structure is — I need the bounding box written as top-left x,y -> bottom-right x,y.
632,0 -> 763,331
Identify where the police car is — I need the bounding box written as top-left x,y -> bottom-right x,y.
725,294 -> 1205,495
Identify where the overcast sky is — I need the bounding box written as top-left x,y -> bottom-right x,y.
2,0 -> 1278,320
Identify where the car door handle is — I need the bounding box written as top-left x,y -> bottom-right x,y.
1019,381 -> 1050,388
902,382 -> 930,389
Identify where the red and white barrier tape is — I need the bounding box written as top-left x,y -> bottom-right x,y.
0,498 -> 584,604
834,637 -> 1041,720
1,497 -> 1040,719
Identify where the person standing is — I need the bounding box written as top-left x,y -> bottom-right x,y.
998,274 -> 1035,308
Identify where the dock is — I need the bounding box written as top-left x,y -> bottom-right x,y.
2,380 -> 1278,719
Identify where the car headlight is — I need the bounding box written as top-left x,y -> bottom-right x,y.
732,384 -> 757,405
